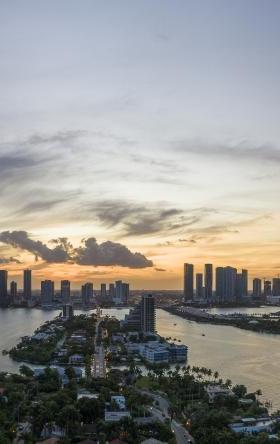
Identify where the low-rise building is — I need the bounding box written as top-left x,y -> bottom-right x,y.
206,385 -> 234,403
229,417 -> 275,435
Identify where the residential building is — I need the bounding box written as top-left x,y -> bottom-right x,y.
81,282 -> 93,306
184,263 -> 194,302
23,269 -> 32,303
253,278 -> 262,298
204,264 -> 213,301
62,304 -> 74,319
100,283 -> 107,299
61,280 -> 70,304
41,280 -> 54,307
0,270 -> 8,307
195,273 -> 203,300
10,281 -> 17,305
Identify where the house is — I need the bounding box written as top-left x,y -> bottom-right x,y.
69,354 -> 84,365
111,395 -> 126,410
206,385 -> 234,403
77,389 -> 99,400
41,423 -> 66,439
141,440 -> 167,444
105,395 -> 130,422
229,417 -> 275,435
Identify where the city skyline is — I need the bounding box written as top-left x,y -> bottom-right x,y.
1,1 -> 280,289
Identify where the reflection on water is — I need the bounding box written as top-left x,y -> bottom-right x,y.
0,306 -> 280,409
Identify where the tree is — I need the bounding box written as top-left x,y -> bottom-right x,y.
19,365 -> 34,378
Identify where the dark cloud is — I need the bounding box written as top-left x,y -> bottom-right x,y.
74,237 -> 153,268
155,267 -> 166,272
0,231 -> 70,263
93,199 -> 198,236
0,256 -> 22,264
0,231 -> 153,269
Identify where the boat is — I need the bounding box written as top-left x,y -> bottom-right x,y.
173,323 -> 177,326
202,333 -> 205,336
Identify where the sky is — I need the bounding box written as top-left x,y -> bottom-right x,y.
0,0 -> 280,289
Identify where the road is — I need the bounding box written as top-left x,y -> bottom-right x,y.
92,314 -> 106,378
171,419 -> 195,444
140,389 -> 195,444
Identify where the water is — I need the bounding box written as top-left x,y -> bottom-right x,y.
1,306 -> 280,409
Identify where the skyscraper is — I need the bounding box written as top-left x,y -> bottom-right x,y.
216,267 -> 225,302
195,273 -> 203,300
23,269 -> 32,303
109,283 -> 115,302
41,280 -> 54,307
204,264 -> 213,301
100,283 -> 107,299
10,281 -> 17,304
81,282 -> 93,306
253,278 -> 262,298
140,294 -> 156,333
61,280 -> 70,304
0,270 -> 8,307
242,269 -> 248,296
184,263 -> 194,302
264,280 -> 272,298
235,273 -> 243,300
224,266 -> 237,301
272,278 -> 280,296
123,294 -> 156,333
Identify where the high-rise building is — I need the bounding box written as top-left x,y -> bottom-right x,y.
184,263 -> 194,302
124,294 -> 156,333
23,269 -> 32,303
253,278 -> 262,298
141,294 -> 156,333
0,270 -> 8,307
235,273 -> 243,300
81,282 -> 93,306
216,267 -> 225,302
10,281 -> 17,304
272,278 -> 280,296
121,282 -> 129,305
195,273 -> 203,300
224,266 -> 237,301
41,280 -> 54,307
242,269 -> 248,296
109,283 -> 115,302
61,280 -> 70,304
204,264 -> 213,301
62,304 -> 74,319
114,280 -> 129,305
264,280 -> 272,298
100,283 -> 107,299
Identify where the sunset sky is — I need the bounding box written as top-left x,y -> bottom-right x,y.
1,0 -> 280,289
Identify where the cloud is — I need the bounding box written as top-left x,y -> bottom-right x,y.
0,256 -> 22,264
93,200 -> 215,236
0,231 -> 153,269
0,231 -> 70,263
74,237 -> 153,268
155,267 -> 166,272
173,139 -> 280,163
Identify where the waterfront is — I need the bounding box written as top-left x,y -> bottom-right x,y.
1,306 -> 280,409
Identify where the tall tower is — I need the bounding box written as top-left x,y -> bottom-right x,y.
141,294 -> 156,333
184,263 -> 194,302
81,282 -> 93,306
196,273 -> 203,300
253,278 -> 262,298
23,269 -> 32,303
10,281 -> 17,304
0,270 -> 8,307
41,280 -> 54,307
242,269 -> 248,296
216,267 -> 225,302
61,280 -> 71,304
204,264 -> 213,301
